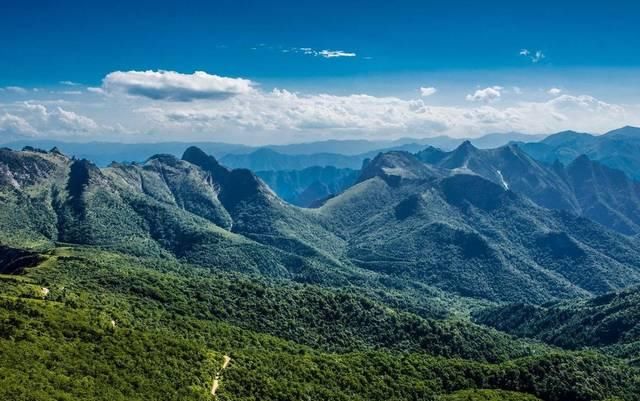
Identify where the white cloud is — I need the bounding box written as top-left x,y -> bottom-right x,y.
318,50 -> 356,58
60,80 -> 81,86
136,89 -> 452,136
466,86 -> 503,103
1,86 -> 28,94
289,47 -> 357,58
131,86 -> 638,142
420,87 -> 437,97
519,49 -> 545,63
0,113 -> 38,139
87,87 -> 105,94
52,106 -> 98,131
1,70 -> 639,143
547,88 -> 562,96
0,102 -> 101,139
532,51 -> 545,63
101,70 -> 255,102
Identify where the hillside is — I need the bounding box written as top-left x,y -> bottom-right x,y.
0,147 -> 343,280
474,286 -> 640,363
320,151 -> 640,303
417,142 -> 640,235
256,166 -> 358,206
1,246 -> 639,401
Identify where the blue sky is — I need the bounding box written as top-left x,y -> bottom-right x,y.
1,0 -> 639,143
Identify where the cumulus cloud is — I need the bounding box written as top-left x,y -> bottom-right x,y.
0,102 -> 101,140
547,88 -> 562,96
52,106 -> 99,131
1,69 -> 639,143
420,87 -> 437,97
136,89 -> 454,137
60,80 -> 81,86
0,113 -> 38,139
466,86 -> 503,103
131,86 -> 638,142
102,70 -> 255,102
520,49 -> 545,63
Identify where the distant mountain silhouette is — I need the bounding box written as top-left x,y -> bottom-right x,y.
520,126 -> 640,180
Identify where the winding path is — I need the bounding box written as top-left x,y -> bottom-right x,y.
211,355 -> 231,396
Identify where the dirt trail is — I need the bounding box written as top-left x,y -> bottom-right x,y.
211,355 -> 231,396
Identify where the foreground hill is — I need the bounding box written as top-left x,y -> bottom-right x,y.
1,246 -> 639,401
417,141 -> 640,235
475,286 -> 640,364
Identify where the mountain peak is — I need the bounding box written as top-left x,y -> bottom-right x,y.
541,130 -> 595,147
145,153 -> 182,167
183,146 -> 273,212
496,143 -> 535,164
458,140 -> 478,151
358,151 -> 440,186
0,147 -> 67,187
604,125 -> 640,139
182,146 -> 230,181
451,140 -> 479,157
49,146 -> 63,156
437,140 -> 480,171
415,146 -> 448,164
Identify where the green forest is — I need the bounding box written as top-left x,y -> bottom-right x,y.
1,146 -> 640,400
1,246 -> 638,401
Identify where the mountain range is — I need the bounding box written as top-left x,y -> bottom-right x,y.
4,131 -> 546,168
9,128 -> 640,216
2,140 -> 640,400
520,126 -> 640,180
3,145 -> 640,304
417,141 -> 640,235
